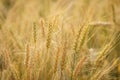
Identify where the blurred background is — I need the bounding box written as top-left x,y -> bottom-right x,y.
0,0 -> 120,79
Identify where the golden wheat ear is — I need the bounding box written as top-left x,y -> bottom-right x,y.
53,47 -> 60,74
46,23 -> 53,51
39,18 -> 45,38
33,22 -> 37,44
25,44 -> 30,69
73,57 -> 87,80
95,31 -> 120,64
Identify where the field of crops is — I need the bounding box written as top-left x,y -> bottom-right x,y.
0,0 -> 120,80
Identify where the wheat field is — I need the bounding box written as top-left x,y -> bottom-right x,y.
0,0 -> 120,80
